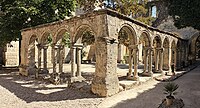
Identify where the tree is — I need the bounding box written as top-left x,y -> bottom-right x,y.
76,0 -> 153,25
0,0 -> 75,46
167,0 -> 200,30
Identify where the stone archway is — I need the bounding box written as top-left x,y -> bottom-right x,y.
27,35 -> 38,75
118,25 -> 138,80
39,32 -> 53,74
153,35 -> 163,73
71,25 -> 96,81
163,37 -> 170,70
139,32 -> 152,76
52,29 -> 70,75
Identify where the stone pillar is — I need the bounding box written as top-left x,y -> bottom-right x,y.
52,44 -> 58,74
71,46 -> 76,77
58,45 -> 64,73
133,47 -> 139,81
128,48 -> 133,79
76,45 -> 83,77
168,48 -> 172,73
43,45 -> 48,74
174,49 -> 177,71
155,49 -> 159,71
143,48 -> 148,73
92,37 -> 119,97
159,48 -> 164,75
36,44 -> 42,78
148,48 -> 153,77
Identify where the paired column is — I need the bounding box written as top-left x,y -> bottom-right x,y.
142,47 -> 153,77
127,45 -> 139,81
154,48 -> 164,74
70,43 -> 84,82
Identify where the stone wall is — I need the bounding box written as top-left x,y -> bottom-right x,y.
5,41 -> 20,66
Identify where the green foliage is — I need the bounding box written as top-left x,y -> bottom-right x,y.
163,82 -> 179,97
61,32 -> 71,48
47,35 -> 52,45
82,31 -> 95,46
168,0 -> 200,30
76,0 -> 153,25
0,0 -> 75,46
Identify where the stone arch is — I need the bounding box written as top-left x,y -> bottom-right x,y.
118,23 -> 137,45
152,35 -> 162,72
74,24 -> 96,44
54,28 -> 69,43
171,40 -> 176,65
153,35 -> 162,48
40,31 -> 52,44
138,31 -> 151,62
163,37 -> 170,70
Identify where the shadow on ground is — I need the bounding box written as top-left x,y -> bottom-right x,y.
0,68 -> 100,103
112,82 -> 166,108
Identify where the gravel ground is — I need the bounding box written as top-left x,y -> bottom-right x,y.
1,64 -> 200,108
0,68 -> 103,108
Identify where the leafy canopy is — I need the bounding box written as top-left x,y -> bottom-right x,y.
76,0 -> 154,25
0,0 -> 75,46
168,0 -> 200,30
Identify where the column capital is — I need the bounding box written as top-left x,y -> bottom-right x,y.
36,44 -> 42,49
74,43 -> 83,50
43,45 -> 49,49
128,45 -> 138,50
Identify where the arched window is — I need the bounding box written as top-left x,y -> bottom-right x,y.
151,5 -> 157,18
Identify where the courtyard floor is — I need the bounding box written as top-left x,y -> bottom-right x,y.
0,63 -> 200,108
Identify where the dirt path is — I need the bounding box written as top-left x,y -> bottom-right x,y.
99,65 -> 200,108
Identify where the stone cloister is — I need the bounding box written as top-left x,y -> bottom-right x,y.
20,9 -> 188,96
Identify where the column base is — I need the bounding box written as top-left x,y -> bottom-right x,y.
41,69 -> 49,74
134,76 -> 139,81
69,76 -> 86,83
142,71 -> 153,77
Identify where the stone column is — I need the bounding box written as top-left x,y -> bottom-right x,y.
148,48 -> 153,77
143,47 -> 148,73
76,45 -> 83,77
58,45 -> 64,73
36,44 -> 42,78
52,44 -> 58,74
174,49 -> 177,71
155,48 -> 159,71
128,48 -> 133,79
159,48 -> 164,75
71,46 -> 76,77
133,47 -> 139,81
43,45 -> 48,74
168,47 -> 172,73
